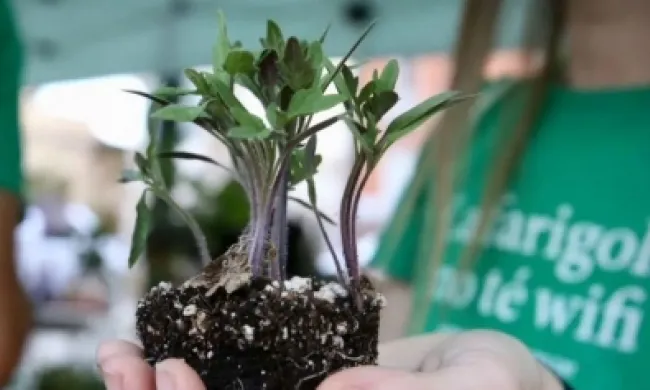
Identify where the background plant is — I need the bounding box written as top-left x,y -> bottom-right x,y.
121,12 -> 468,305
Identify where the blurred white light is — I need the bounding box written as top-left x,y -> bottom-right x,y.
31,74 -> 151,151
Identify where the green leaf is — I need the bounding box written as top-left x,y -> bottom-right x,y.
224,50 -> 256,75
341,65 -> 359,97
266,20 -> 284,52
207,77 -> 247,112
228,125 -> 272,139
213,10 -> 231,71
151,103 -> 207,122
118,169 -> 143,184
357,81 -> 376,104
287,88 -> 347,118
304,136 -> 318,172
380,59 -> 399,91
281,37 -> 315,90
236,73 -> 264,100
230,106 -> 266,129
364,90 -> 399,121
157,151 -> 232,173
308,41 -> 324,71
266,103 -> 279,129
258,49 -> 280,87
385,91 -> 470,143
184,68 -> 210,93
124,90 -> 170,106
153,86 -> 197,98
128,191 -> 152,268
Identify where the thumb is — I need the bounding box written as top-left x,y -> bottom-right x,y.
317,366 -> 431,390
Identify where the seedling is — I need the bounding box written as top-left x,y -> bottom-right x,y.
122,12 -> 467,390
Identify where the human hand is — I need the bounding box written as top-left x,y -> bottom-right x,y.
318,330 -> 564,390
97,340 -> 205,390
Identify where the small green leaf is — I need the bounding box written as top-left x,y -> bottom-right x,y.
184,69 -> 210,93
153,86 -> 197,98
118,169 -> 143,184
380,59 -> 399,91
308,41 -> 324,71
157,151 -> 232,173
258,49 -> 280,87
266,20 -> 284,51
266,103 -> 279,129
213,10 -> 231,71
281,37 -> 315,90
230,106 -> 266,129
228,125 -> 272,139
364,90 -> 399,121
236,73 -> 264,100
224,50 -> 256,75
287,88 -> 347,118
207,77 -> 247,113
304,136 -> 318,172
128,191 -> 152,268
341,65 -> 359,97
385,91 -> 470,143
151,103 -> 207,122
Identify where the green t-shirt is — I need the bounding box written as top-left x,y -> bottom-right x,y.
371,80 -> 650,390
0,1 -> 22,196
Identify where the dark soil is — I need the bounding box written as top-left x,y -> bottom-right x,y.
136,271 -> 384,390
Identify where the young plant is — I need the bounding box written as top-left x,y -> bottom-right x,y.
121,12 -> 468,306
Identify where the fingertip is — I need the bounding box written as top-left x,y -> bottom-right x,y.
100,354 -> 155,390
156,359 -> 206,390
97,340 -> 143,364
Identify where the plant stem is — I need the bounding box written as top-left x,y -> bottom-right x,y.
270,165 -> 289,280
249,209 -> 271,276
308,179 -> 347,286
340,157 -> 365,292
349,160 -> 374,273
156,191 -> 212,266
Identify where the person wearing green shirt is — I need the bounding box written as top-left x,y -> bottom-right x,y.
96,0 -> 649,389
0,1 -> 33,386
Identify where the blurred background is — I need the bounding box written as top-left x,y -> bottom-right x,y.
7,0 -> 533,388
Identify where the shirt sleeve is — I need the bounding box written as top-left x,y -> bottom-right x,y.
0,3 -> 23,197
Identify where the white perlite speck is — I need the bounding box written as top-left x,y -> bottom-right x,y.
242,325 -> 255,342
314,282 -> 348,303
332,335 -> 344,348
183,304 -> 198,316
158,281 -> 172,290
336,323 -> 348,335
283,276 -> 312,293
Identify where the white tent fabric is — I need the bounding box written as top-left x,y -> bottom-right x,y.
11,0 -> 531,85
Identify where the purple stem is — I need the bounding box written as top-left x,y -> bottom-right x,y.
349,163 -> 373,277
270,166 -> 289,280
340,158 -> 365,289
249,202 -> 270,277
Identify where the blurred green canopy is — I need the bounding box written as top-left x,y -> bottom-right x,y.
12,0 -> 531,86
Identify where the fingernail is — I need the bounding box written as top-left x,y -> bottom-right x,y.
102,372 -> 123,390
156,368 -> 177,390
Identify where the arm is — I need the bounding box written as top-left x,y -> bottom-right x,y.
0,192 -> 32,385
